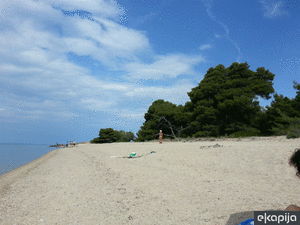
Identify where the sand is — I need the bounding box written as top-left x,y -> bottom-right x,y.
0,136 -> 300,225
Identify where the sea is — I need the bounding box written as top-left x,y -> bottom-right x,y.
0,143 -> 62,176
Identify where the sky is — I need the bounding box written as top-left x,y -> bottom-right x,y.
0,0 -> 299,144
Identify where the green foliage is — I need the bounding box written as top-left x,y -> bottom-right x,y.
90,137 -> 101,143
97,128 -> 117,143
267,107 -> 300,136
228,128 -> 261,138
91,128 -> 136,143
280,109 -> 300,139
193,124 -> 220,137
186,62 -> 275,137
292,81 -> 300,106
114,130 -> 136,142
91,65 -> 299,142
261,85 -> 300,136
254,107 -> 272,136
136,99 -> 192,141
287,130 -> 300,139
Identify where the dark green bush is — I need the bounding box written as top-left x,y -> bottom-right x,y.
228,128 -> 261,138
286,130 -> 300,139
90,137 -> 112,143
90,138 -> 101,143
115,139 -> 130,143
194,131 -> 213,138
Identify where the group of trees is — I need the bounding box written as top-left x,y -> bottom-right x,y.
91,128 -> 136,143
135,62 -> 300,141
91,62 -> 300,144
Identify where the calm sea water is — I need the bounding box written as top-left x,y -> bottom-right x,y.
0,143 -> 62,176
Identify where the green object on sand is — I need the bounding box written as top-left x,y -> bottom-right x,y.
126,151 -> 155,158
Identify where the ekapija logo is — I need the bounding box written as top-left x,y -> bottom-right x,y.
257,212 -> 297,224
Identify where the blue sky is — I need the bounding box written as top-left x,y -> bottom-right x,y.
0,0 -> 299,144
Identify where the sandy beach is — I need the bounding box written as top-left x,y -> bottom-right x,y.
1,136 -> 300,225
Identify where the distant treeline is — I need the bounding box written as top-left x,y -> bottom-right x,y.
91,128 -> 136,143
92,62 -> 300,143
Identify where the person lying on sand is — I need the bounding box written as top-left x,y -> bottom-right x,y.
285,148 -> 300,211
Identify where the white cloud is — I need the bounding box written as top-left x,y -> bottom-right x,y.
0,0 -> 205,127
123,79 -> 197,105
122,54 -> 206,80
259,1 -> 288,18
214,34 -> 221,38
80,98 -> 115,111
199,44 -> 212,50
102,83 -> 129,91
95,18 -> 149,52
0,1 -> 151,70
19,49 -> 51,66
63,37 -> 98,56
43,0 -> 125,20
0,0 -> 64,22
66,16 -> 152,69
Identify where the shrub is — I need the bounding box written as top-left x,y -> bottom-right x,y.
90,138 -> 101,143
228,128 -> 261,138
271,126 -> 289,136
287,130 -> 300,139
115,139 -> 130,143
90,137 -> 113,143
194,131 -> 211,138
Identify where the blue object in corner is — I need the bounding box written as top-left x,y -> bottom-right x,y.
239,218 -> 254,225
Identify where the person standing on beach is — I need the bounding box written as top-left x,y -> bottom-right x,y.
159,130 -> 163,144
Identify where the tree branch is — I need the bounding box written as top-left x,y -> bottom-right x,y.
156,116 -> 193,140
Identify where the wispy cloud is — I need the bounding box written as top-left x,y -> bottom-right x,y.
214,34 -> 221,38
259,1 -> 288,18
201,0 -> 242,63
199,44 -> 212,50
44,0 -> 126,20
122,54 -> 206,81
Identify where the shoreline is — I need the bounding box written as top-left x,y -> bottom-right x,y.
0,149 -> 59,199
1,136 -> 299,224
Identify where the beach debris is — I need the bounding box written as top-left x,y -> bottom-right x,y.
200,143 -> 223,149
213,143 -> 222,148
129,152 -> 136,157
110,151 -> 155,159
